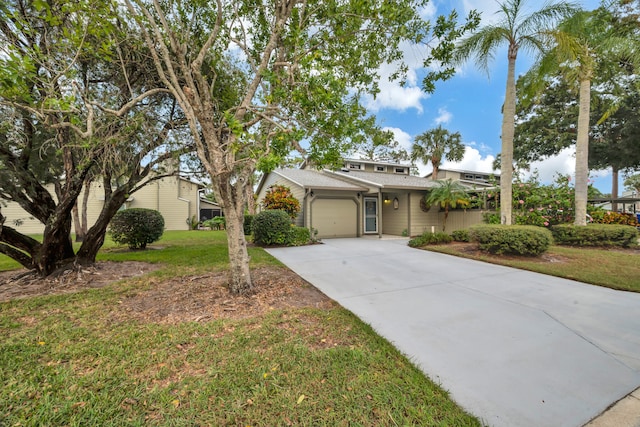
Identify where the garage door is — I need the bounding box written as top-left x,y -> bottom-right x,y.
312,198 -> 358,238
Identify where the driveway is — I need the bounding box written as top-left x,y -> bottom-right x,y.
266,238 -> 640,427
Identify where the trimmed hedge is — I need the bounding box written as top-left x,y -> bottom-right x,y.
451,229 -> 471,242
551,224 -> 639,247
243,215 -> 254,235
252,210 -> 291,246
408,232 -> 452,247
110,208 -> 165,249
469,224 -> 553,256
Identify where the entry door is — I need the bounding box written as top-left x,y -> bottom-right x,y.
364,197 -> 378,233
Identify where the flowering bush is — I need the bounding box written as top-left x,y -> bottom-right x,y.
261,185 -> 300,220
483,174 -> 602,227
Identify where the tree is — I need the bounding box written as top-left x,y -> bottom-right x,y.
410,126 -> 464,179
426,179 -> 470,232
624,174 -> 640,195
0,1 -> 188,275
515,3 -> 639,216
453,0 -> 577,225
120,0 -> 479,294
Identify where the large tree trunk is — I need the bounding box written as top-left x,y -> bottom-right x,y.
500,53 -> 517,225
215,176 -> 253,294
574,78 -> 591,226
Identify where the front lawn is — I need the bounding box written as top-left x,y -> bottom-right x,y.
424,242 -> 640,293
0,231 -> 481,426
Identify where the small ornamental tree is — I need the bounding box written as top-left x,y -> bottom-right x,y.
261,185 -> 301,220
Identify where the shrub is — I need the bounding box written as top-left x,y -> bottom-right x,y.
408,232 -> 452,248
261,185 -> 300,220
589,211 -> 639,226
243,215 -> 254,235
451,229 -> 470,242
469,224 -> 553,256
551,224 -> 638,247
252,210 -> 291,246
110,208 -> 165,249
203,216 -> 225,230
288,226 -> 312,246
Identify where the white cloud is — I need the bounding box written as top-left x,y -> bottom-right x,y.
364,62 -> 427,112
413,145 -> 497,177
434,107 -> 452,125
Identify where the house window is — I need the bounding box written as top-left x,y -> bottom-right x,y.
475,175 -> 484,181
349,163 -> 362,170
375,165 -> 386,172
464,174 -> 474,180
394,167 -> 406,174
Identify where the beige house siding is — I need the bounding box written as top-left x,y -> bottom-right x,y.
1,175 -> 201,234
439,210 -> 489,233
381,192 -> 409,236
408,192 -> 440,236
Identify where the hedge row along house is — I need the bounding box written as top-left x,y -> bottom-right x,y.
256,159 -> 499,238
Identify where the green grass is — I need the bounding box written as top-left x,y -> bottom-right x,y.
0,231 -> 481,426
426,243 -> 640,292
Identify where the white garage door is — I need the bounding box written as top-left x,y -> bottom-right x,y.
312,198 -> 358,238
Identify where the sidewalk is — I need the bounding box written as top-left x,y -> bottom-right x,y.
266,238 -> 640,427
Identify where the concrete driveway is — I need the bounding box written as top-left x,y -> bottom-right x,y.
266,238 -> 640,427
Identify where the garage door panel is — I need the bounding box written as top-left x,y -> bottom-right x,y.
313,198 -> 357,238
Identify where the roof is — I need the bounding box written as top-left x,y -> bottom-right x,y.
425,168 -> 500,178
273,168 -> 368,191
327,170 -> 438,190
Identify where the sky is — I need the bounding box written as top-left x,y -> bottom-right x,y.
365,0 -> 617,193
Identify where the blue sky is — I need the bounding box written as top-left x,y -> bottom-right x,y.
365,0 -> 615,193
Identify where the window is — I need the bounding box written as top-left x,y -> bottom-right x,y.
464,174 -> 474,180
375,166 -> 386,172
349,163 -> 362,170
395,167 -> 406,174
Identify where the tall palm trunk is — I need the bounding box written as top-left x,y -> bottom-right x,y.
574,77 -> 590,226
500,52 -> 517,225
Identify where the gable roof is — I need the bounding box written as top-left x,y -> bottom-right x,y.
270,168 -> 368,191
327,170 -> 438,190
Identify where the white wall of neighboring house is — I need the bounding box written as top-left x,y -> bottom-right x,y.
1,175 -> 201,235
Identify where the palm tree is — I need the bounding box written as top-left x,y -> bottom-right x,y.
411,126 -> 465,180
454,0 -> 577,225
426,179 -> 470,232
528,7 -> 638,225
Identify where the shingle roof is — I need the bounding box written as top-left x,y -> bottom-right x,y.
327,170 -> 438,190
274,169 -> 367,191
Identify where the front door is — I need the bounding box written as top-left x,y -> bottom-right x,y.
364,197 -> 378,233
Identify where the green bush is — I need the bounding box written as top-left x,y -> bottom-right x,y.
408,232 -> 452,248
469,224 -> 553,256
243,214 -> 254,235
110,208 -> 165,249
288,226 -> 312,246
252,210 -> 291,246
551,224 -> 638,247
203,216 -> 225,230
451,229 -> 470,242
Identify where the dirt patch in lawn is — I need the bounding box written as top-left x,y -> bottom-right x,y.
0,262 -> 334,324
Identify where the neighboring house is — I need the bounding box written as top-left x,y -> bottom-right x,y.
2,175 -> 205,234
256,160 -> 489,238
424,168 -> 499,188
